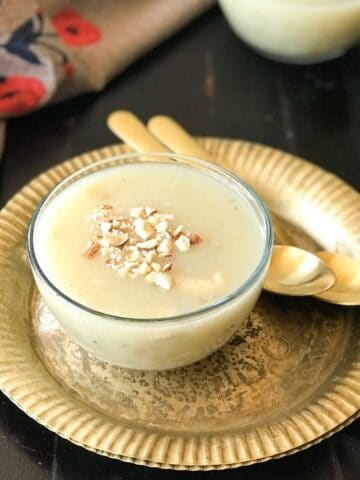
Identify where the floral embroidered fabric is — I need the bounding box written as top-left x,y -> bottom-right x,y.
0,0 -> 214,119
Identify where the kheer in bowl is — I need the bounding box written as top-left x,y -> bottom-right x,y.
27,153 -> 272,370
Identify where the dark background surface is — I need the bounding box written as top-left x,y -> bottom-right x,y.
0,7 -> 360,480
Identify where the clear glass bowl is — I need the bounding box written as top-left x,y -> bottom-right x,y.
219,0 -> 360,64
27,153 -> 273,370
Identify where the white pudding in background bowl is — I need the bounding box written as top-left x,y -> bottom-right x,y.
27,153 -> 272,370
219,0 -> 360,64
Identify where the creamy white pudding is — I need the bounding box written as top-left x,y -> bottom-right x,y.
219,0 -> 360,64
28,154 -> 272,370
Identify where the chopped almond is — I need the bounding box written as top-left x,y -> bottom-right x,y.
100,221 -> 112,234
137,261 -> 152,276
155,220 -> 168,233
162,262 -> 172,272
155,272 -> 172,290
129,207 -> 144,218
157,238 -> 172,255
144,207 -> 158,217
84,205 -> 203,289
151,262 -> 161,272
83,240 -> 100,258
99,204 -> 114,210
104,231 -> 129,247
175,234 -> 191,252
147,215 -> 161,226
172,225 -> 183,240
145,271 -> 158,284
189,232 -> 202,245
133,218 -> 154,240
137,238 -> 159,249
127,247 -> 142,263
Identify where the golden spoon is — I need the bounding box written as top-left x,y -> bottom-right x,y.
147,115 -> 360,305
264,245 -> 336,296
107,111 -> 336,298
314,252 -> 360,305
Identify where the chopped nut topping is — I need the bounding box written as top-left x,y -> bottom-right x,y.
133,218 -> 154,240
137,261 -> 151,276
143,249 -> 157,264
99,238 -> 110,248
83,205 -> 202,289
145,271 -> 158,284
162,262 -> 172,272
145,207 -> 158,216
155,272 -> 172,290
100,221 -> 112,234
118,264 -> 132,278
157,238 -> 172,255
137,238 -> 159,249
83,240 -> 100,258
146,271 -> 172,290
104,231 -> 129,247
147,215 -> 161,226
127,247 -> 141,262
175,234 -> 191,252
172,225 -> 183,240
129,207 -> 144,218
189,232 -> 202,245
155,220 -> 168,233
151,262 -> 161,272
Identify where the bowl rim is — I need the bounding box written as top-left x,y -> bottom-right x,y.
26,152 -> 273,324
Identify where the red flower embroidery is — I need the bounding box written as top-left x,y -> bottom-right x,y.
51,9 -> 101,46
0,76 -> 46,116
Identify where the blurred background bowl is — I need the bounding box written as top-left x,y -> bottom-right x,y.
218,0 -> 360,64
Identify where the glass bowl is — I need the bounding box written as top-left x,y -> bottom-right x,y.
27,153 -> 273,370
219,0 -> 360,64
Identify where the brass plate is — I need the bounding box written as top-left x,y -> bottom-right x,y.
0,139 -> 359,471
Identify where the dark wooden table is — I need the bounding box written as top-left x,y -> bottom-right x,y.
1,6 -> 359,480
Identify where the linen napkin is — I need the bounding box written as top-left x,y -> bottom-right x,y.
0,0 -> 214,155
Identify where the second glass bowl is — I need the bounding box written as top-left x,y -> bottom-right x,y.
219,0 -> 360,64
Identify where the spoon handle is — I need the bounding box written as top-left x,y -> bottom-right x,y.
107,111 -> 168,153
147,116 -> 214,162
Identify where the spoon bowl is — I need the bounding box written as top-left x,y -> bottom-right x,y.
314,252 -> 360,305
263,245 -> 336,296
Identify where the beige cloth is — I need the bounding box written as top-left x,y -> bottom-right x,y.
0,0 -> 214,154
